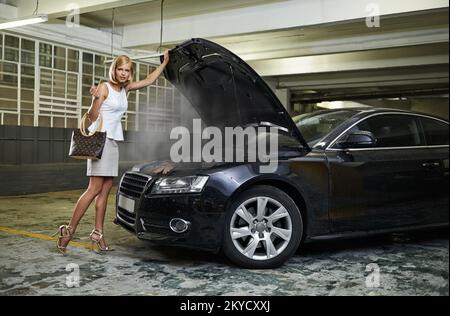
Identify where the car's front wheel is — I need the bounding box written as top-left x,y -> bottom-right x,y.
223,185 -> 303,269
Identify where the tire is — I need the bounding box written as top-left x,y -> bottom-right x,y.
223,185 -> 303,269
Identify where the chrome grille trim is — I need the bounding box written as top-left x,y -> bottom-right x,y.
119,172 -> 152,199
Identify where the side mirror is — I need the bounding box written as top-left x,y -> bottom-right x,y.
339,131 -> 377,149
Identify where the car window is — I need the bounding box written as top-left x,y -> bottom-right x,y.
296,110 -> 358,147
420,117 -> 449,146
335,114 -> 424,148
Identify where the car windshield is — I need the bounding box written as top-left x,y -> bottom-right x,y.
295,110 -> 359,146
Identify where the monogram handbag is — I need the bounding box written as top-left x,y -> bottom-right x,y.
69,112 -> 107,160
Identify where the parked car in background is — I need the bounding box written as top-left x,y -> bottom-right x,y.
115,39 -> 449,268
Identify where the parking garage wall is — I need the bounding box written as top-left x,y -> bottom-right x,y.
0,125 -> 172,195
0,125 -> 172,164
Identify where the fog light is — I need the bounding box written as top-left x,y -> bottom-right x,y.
169,218 -> 191,233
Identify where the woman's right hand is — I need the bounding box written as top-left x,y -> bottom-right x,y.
87,83 -> 108,122
150,161 -> 176,175
90,85 -> 98,97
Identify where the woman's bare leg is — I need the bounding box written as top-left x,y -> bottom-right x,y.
94,177 -> 113,232
59,176 -> 104,247
93,177 -> 114,249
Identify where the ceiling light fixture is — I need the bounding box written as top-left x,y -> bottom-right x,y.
0,14 -> 48,30
317,101 -> 371,109
0,0 -> 47,30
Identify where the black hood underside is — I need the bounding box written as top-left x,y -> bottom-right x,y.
163,38 -> 310,151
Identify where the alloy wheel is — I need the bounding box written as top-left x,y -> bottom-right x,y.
229,196 -> 293,261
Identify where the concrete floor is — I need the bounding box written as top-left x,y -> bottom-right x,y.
0,189 -> 448,296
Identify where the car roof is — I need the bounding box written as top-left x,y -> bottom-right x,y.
356,107 -> 448,122
307,107 -> 448,123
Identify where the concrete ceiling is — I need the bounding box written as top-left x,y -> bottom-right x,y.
1,0 -> 19,6
9,0 -> 449,103
213,9 -> 449,61
77,0 -> 284,29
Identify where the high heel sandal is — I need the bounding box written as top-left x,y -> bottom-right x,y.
89,229 -> 114,253
52,225 -> 74,255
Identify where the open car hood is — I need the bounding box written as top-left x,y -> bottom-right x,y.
163,38 -> 310,151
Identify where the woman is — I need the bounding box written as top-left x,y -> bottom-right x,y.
54,51 -> 170,254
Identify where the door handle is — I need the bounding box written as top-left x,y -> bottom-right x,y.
422,161 -> 441,169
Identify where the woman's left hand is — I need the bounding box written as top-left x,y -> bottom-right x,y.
163,49 -> 170,65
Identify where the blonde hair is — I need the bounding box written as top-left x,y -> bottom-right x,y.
109,55 -> 134,86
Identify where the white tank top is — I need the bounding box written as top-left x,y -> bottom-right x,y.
89,82 -> 128,141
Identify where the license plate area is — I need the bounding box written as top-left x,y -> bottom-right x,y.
118,194 -> 136,213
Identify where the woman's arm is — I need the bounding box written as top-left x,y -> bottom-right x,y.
87,83 -> 108,122
126,50 -> 170,92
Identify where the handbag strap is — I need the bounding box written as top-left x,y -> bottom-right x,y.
80,112 -> 103,137
79,80 -> 106,137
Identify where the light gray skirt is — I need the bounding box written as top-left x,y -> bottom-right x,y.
87,138 -> 119,177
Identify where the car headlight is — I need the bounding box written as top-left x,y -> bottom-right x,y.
151,176 -> 209,194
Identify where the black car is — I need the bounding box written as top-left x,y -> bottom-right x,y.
115,39 -> 449,268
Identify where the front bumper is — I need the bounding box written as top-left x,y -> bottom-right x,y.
115,172 -> 227,252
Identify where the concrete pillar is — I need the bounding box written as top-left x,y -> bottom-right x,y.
275,88 -> 292,114
264,78 -> 292,114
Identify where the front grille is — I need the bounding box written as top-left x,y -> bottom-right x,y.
119,172 -> 152,198
117,206 -> 136,226
117,172 -> 152,228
